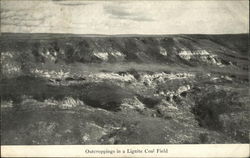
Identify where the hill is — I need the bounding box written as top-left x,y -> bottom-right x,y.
1,33 -> 249,144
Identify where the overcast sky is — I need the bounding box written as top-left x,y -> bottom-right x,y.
1,0 -> 249,34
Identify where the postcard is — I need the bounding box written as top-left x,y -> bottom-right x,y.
1,0 -> 249,157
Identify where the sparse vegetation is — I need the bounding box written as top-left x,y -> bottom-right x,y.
1,33 -> 249,144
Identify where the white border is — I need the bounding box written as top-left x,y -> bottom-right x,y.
1,144 -> 249,157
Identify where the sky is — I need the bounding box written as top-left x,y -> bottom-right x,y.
0,0 -> 249,34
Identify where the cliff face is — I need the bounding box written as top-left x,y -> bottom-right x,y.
1,34 -> 248,72
1,33 -> 249,144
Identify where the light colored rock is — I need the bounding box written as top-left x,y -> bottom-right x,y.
31,69 -> 70,79
159,47 -> 168,56
178,49 -> 225,67
110,50 -> 125,58
179,50 -> 193,60
60,97 -> 84,109
1,51 -> 14,59
1,100 -> 13,108
91,72 -> 135,82
2,63 -> 21,74
223,76 -> 233,81
121,96 -> 145,110
140,72 -> 195,88
93,52 -> 109,61
177,85 -> 191,95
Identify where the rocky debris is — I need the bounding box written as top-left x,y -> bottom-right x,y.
1,51 -> 14,59
109,50 -> 126,61
90,72 -> 135,82
1,100 -> 14,108
31,69 -> 70,79
93,51 -> 109,61
221,75 -> 233,82
59,97 -> 84,109
159,47 -> 168,56
92,49 -> 126,62
2,62 -> 21,75
177,85 -> 191,97
139,72 -> 195,90
1,34 -> 249,144
7,95 -> 89,110
178,49 -> 223,66
40,50 -> 57,63
20,97 -> 45,109
1,51 -> 22,76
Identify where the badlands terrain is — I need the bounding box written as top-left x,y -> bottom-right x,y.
0,33 -> 249,144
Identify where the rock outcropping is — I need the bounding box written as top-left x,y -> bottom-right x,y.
1,33 -> 249,144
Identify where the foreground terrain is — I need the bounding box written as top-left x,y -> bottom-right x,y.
0,33 -> 249,144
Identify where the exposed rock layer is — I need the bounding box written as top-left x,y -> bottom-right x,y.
1,33 -> 249,144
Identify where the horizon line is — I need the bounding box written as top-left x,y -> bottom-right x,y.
1,32 -> 249,37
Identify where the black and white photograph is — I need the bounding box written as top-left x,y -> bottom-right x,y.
0,0 -> 249,156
